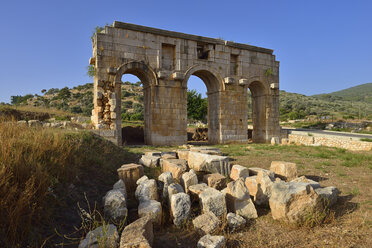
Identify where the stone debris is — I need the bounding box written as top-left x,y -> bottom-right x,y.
197,234 -> 226,248
171,193 -> 191,227
113,179 -> 127,200
117,163 -> 144,194
190,147 -> 222,155
135,179 -> 159,202
138,200 -> 162,225
162,159 -> 188,180
244,176 -> 258,199
79,224 -> 118,248
136,175 -> 149,185
145,151 -> 162,157
203,173 -> 226,190
199,187 -> 227,217
139,155 -> 160,168
177,149 -> 190,160
188,183 -> 210,198
269,181 -> 320,223
225,178 -> 258,219
158,171 -> 174,199
161,151 -> 178,159
167,183 -> 184,204
290,176 -> 321,189
226,212 -> 246,231
270,161 -> 298,181
193,211 -> 221,234
315,186 -> 339,206
230,164 -> 250,181
255,171 -> 275,206
181,169 -> 198,193
103,189 -> 127,222
248,167 -> 275,180
120,217 -> 153,248
188,152 -> 231,176
28,120 -> 41,127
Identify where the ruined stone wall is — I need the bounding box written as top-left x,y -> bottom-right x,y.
90,22 -> 280,145
288,134 -> 372,151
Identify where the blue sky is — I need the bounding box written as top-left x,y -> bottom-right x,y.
0,0 -> 371,102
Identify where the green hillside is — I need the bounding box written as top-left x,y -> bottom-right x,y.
4,82 -> 372,122
312,82 -> 372,103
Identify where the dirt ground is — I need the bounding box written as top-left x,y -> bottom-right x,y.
130,143 -> 372,248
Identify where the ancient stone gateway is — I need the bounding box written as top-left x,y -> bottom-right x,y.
90,21 -> 280,146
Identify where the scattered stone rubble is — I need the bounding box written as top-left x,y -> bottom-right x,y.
17,116 -> 93,130
79,146 -> 340,248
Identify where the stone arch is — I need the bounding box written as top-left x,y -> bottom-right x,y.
247,80 -> 269,143
182,65 -> 224,144
182,65 -> 225,93
114,61 -> 158,144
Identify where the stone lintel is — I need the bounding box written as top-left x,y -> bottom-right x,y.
157,71 -> 168,79
112,21 -> 274,55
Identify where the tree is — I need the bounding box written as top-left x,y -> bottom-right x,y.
58,87 -> 71,100
187,90 -> 207,122
41,89 -> 46,94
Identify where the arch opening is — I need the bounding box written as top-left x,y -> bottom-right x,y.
185,69 -> 221,144
114,62 -> 157,145
247,81 -> 268,143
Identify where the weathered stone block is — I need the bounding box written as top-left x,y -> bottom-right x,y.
139,155 -> 160,168
203,173 -> 226,190
181,169 -> 198,193
162,159 -> 188,180
188,152 -> 231,177
120,217 -> 153,248
193,211 -> 221,234
138,200 -> 162,225
270,161 -> 298,181
230,164 -> 250,181
199,188 -> 227,217
171,193 -> 191,227
117,163 -> 144,195
197,234 -> 226,248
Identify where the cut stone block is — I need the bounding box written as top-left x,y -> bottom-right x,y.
190,147 -> 222,155
203,173 -> 226,190
138,200 -> 162,225
188,183 -> 209,197
177,149 -> 190,160
197,234 -> 226,248
113,179 -> 127,200
315,186 -> 339,207
199,188 -> 227,217
181,169 -> 198,193
245,176 -> 258,199
136,175 -> 149,185
230,164 -> 250,181
79,224 -> 118,248
117,163 -> 144,194
167,183 -> 184,204
135,179 -> 159,203
270,161 -> 298,181
162,159 -> 188,180
161,151 -> 178,159
248,167 -> 275,180
145,151 -> 161,157
171,193 -> 191,227
103,189 -> 127,222
193,211 -> 221,234
120,217 -> 153,248
139,155 -> 160,168
290,176 -> 321,189
269,181 -> 320,223
226,212 -> 246,231
225,178 -> 258,219
188,152 -> 231,177
255,170 -> 275,206
158,171 -> 174,185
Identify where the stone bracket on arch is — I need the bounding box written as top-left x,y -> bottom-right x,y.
224,77 -> 235,85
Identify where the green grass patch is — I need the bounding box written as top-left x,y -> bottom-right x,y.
360,138 -> 372,142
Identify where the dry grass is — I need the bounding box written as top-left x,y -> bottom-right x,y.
0,121 -> 138,247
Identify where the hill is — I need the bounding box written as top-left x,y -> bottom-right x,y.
312,82 -> 372,103
4,82 -> 372,122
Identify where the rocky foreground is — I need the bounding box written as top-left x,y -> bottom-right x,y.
78,146 -> 339,248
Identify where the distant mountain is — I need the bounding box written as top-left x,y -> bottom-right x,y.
312,82 -> 372,103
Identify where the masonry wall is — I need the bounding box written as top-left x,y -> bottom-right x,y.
90,22 -> 280,146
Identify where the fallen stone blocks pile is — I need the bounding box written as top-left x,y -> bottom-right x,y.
79,146 -> 339,248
